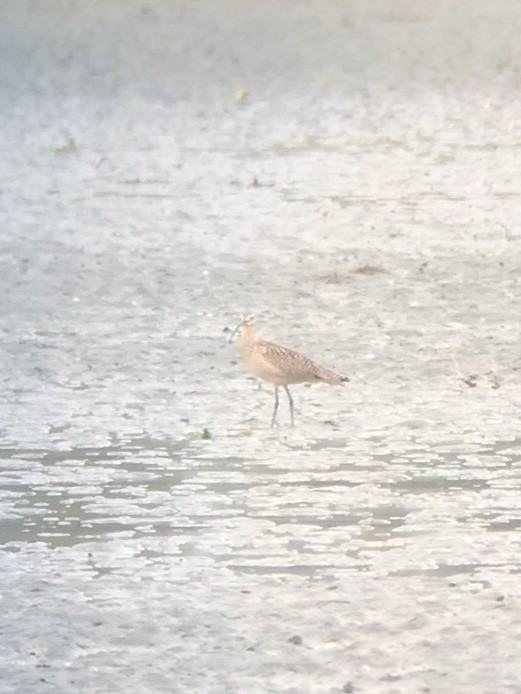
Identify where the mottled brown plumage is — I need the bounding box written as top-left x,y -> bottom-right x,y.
229,314 -> 349,427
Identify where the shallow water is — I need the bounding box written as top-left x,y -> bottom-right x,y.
1,1 -> 521,692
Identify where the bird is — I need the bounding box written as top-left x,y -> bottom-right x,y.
229,314 -> 349,427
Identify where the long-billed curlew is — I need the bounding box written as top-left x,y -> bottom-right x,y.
229,314 -> 349,427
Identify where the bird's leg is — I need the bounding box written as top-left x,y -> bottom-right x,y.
271,387 -> 279,428
283,385 -> 294,427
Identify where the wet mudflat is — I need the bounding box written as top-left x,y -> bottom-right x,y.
1,1 -> 521,692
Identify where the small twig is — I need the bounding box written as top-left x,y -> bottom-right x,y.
452,355 -> 477,387
451,355 -> 500,389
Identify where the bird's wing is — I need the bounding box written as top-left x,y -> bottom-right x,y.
256,339 -> 348,385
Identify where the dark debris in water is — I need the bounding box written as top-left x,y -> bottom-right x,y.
198,428 -> 212,440
287,634 -> 303,646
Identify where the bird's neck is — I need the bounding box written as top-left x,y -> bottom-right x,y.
240,324 -> 257,350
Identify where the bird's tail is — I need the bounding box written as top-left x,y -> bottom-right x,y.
315,366 -> 349,385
